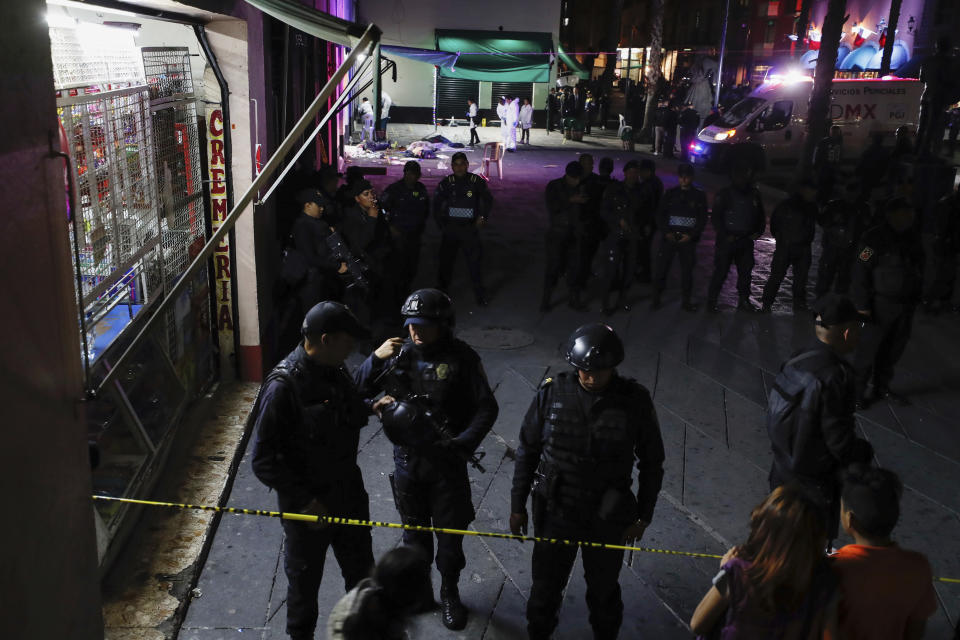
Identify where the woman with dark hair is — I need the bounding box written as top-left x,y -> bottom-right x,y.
690,484 -> 840,639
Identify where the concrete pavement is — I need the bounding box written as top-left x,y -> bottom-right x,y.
173,126 -> 960,639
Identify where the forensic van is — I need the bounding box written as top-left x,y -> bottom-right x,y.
688,75 -> 922,169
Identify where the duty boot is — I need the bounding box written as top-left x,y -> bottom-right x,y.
707,300 -> 721,314
681,299 -> 699,313
737,298 -> 759,313
759,301 -> 773,314
440,579 -> 468,630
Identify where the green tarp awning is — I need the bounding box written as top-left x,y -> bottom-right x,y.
435,30 -> 553,82
557,43 -> 590,80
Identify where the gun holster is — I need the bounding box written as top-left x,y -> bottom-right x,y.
388,472 -> 428,527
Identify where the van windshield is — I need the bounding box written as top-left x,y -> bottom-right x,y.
717,98 -> 765,128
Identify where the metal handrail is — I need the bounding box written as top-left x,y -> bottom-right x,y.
92,23 -> 383,397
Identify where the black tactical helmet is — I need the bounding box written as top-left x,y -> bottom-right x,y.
564,323 -> 624,371
400,288 -> 455,328
380,400 -> 437,447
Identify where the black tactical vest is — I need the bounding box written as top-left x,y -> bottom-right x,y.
873,245 -> 922,299
725,188 -> 759,234
540,373 -> 639,523
443,175 -> 482,221
276,349 -> 368,470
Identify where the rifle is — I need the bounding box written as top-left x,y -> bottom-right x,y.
325,230 -> 369,294
372,349 -> 486,473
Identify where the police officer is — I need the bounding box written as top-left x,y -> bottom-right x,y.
581,156 -> 615,285
542,161 -> 590,311
760,180 -> 818,313
634,158 -> 664,283
706,164 -> 766,313
340,179 -> 398,329
275,189 -> 349,355
510,323 -> 665,640
251,302 -> 375,640
381,161 -> 430,295
354,289 -> 499,630
767,294 -> 873,540
922,186 -> 960,313
434,152 -> 494,306
815,181 -> 872,299
652,163 -> 708,311
600,160 -> 642,315
852,198 -> 924,408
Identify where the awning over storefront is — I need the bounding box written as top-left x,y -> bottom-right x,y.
381,44 -> 460,71
435,30 -> 553,82
243,0 -> 366,48
557,43 -> 590,80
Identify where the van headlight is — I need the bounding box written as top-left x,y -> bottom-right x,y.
714,129 -> 737,141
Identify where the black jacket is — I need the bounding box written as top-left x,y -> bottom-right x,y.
769,194 -> 817,244
851,223 -> 924,309
544,176 -> 587,231
768,341 -> 872,488
381,179 -> 430,233
251,345 -> 370,511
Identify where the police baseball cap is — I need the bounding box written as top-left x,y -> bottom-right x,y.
565,161 -> 584,177
301,301 -> 371,339
623,159 -> 641,172
812,294 -> 861,327
677,163 -> 695,177
296,188 -> 329,208
352,179 -> 375,197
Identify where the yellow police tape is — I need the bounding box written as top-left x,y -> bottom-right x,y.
91,495 -> 960,584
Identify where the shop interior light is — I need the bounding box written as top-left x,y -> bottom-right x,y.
46,0 -> 138,16
46,10 -> 78,28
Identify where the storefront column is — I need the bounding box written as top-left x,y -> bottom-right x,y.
208,18 -> 263,381
0,0 -> 102,636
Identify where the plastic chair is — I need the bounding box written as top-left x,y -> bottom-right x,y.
617,114 -> 627,138
481,142 -> 504,180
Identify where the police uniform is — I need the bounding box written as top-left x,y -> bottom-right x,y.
600,180 -> 643,309
815,197 -> 871,298
434,172 -> 493,304
760,192 -> 818,311
707,183 -> 766,309
921,190 -> 960,311
852,221 -> 924,403
381,177 -> 430,294
251,306 -> 374,640
653,183 -> 708,308
512,341 -> 665,640
580,171 -> 613,286
355,293 -> 498,629
543,173 -> 589,309
634,172 -> 664,281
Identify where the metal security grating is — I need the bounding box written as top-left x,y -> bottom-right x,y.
141,47 -> 194,101
59,86 -> 161,325
49,26 -> 145,90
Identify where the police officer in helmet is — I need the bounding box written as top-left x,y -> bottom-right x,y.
251,301 -> 375,640
511,323 -> 665,640
355,288 -> 499,630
